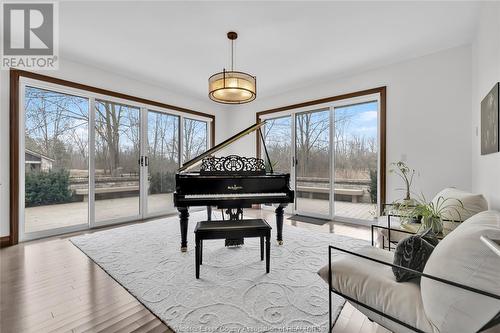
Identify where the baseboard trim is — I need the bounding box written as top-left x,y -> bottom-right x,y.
0,236 -> 11,248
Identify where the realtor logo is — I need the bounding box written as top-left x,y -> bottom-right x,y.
1,2 -> 58,69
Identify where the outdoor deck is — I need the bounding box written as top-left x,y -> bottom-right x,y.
296,197 -> 375,220
25,193 -> 174,233
25,194 -> 374,233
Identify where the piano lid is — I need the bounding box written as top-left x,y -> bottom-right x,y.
178,120 -> 267,172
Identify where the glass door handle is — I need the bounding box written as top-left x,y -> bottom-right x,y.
138,156 -> 149,167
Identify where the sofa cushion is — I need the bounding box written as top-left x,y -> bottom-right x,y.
431,188 -> 488,221
421,210 -> 500,332
318,246 -> 434,332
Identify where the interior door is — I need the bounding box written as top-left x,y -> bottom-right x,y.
294,108 -> 332,218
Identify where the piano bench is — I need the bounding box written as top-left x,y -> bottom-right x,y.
194,219 -> 272,279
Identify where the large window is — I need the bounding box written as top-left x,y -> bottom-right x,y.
15,72 -> 213,242
257,89 -> 385,225
263,116 -> 291,173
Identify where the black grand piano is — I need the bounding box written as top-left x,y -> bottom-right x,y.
173,121 -> 294,252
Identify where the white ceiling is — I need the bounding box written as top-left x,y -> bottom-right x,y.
60,1 -> 480,103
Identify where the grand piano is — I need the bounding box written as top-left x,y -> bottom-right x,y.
173,121 -> 295,252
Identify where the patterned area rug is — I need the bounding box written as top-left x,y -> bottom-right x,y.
70,212 -> 368,333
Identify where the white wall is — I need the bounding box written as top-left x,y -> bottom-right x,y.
227,45 -> 473,203
471,2 -> 500,210
0,58 -> 228,237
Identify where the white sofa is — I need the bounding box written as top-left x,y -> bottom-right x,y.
319,210 -> 500,333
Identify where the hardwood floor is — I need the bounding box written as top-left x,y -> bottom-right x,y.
1,209 -> 388,333
1,228 -> 173,333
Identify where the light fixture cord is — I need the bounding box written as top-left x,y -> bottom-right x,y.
231,39 -> 234,71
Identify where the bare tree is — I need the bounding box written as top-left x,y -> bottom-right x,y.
95,101 -> 123,176
263,118 -> 291,172
24,87 -> 88,169
183,119 -> 207,161
263,109 -> 377,180
147,113 -> 179,173
296,112 -> 330,177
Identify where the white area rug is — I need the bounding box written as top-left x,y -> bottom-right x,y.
70,212 -> 368,332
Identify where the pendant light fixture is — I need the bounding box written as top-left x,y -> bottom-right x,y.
208,31 -> 256,104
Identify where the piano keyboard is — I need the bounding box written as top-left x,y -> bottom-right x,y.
185,192 -> 287,200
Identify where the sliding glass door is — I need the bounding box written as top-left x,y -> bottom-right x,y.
333,101 -> 379,222
22,86 -> 90,237
19,78 -> 211,241
94,100 -> 141,224
294,109 -> 331,218
146,110 -> 179,216
259,95 -> 381,225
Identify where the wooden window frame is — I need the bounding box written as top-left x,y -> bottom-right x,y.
256,86 -> 387,215
6,69 -> 215,247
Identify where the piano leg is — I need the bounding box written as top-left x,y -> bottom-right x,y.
275,204 -> 286,245
178,207 -> 189,252
207,206 -> 212,221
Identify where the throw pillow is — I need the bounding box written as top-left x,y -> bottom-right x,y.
392,232 -> 436,282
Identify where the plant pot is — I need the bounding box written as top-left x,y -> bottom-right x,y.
422,216 -> 443,234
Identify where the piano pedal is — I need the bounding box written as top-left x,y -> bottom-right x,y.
225,238 -> 244,247
277,240 -> 283,245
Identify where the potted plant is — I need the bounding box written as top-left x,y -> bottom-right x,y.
409,195 -> 464,234
393,199 -> 422,224
389,161 -> 416,204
